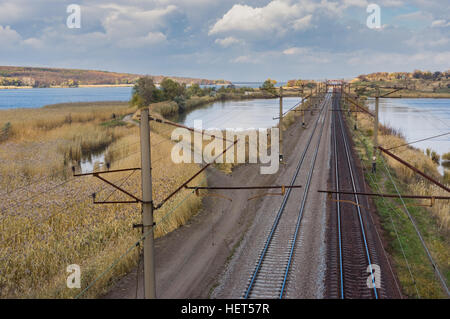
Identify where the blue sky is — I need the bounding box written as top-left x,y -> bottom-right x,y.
0,0 -> 448,81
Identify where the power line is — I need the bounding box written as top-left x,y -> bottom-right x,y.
366,172 -> 420,298
0,172 -> 136,247
386,132 -> 450,151
75,179 -> 206,299
99,169 -> 138,204
1,178 -> 75,213
380,157 -> 449,297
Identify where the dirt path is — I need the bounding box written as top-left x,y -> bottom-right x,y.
103,104 -> 319,299
104,94 -> 399,299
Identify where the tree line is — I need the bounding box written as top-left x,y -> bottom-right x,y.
130,76 -> 255,109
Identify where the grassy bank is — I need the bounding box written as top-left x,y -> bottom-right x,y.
350,80 -> 450,98
344,101 -> 449,298
0,101 -> 205,298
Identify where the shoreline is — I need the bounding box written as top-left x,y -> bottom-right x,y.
0,83 -> 231,90
0,84 -> 134,90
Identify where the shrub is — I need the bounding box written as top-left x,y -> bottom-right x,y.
442,152 -> 450,161
0,122 -> 11,142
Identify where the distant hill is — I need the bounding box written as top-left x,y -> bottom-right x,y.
353,70 -> 449,82
350,70 -> 450,97
0,66 -> 230,88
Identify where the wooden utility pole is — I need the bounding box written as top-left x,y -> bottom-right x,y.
279,86 -> 283,163
140,108 -> 156,299
372,88 -> 380,173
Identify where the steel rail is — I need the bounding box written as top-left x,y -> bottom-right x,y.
318,190 -> 450,201
244,93 -> 328,299
332,96 -> 345,299
279,92 -> 330,298
336,95 -> 379,299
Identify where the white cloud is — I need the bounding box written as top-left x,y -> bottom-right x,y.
431,19 -> 450,27
215,36 -> 242,47
99,4 -> 177,38
0,2 -> 31,24
0,0 -> 448,81
208,0 -> 371,38
231,55 -> 258,63
343,0 -> 368,8
22,37 -> 45,49
0,3 -> 176,53
380,0 -> 404,7
292,14 -> 313,31
283,47 -> 309,55
117,31 -> 167,48
209,1 -> 312,35
347,50 -> 450,69
0,25 -> 21,47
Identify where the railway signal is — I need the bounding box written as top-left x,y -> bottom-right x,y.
279,86 -> 284,163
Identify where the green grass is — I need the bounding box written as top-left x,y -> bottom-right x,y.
100,119 -> 127,128
348,114 -> 449,298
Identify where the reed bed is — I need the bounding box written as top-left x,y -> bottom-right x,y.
0,101 -> 205,298
0,102 -> 134,142
354,110 -> 448,229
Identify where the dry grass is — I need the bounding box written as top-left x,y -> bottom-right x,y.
0,102 -> 205,298
0,102 -> 134,141
346,102 -> 449,298
355,109 -> 449,230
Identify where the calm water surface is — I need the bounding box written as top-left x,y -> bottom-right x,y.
178,97 -> 302,129
0,87 -> 133,109
367,98 -> 450,173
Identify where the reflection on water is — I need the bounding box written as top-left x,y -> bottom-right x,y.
178,97 -> 302,130
80,151 -> 106,173
367,98 -> 450,174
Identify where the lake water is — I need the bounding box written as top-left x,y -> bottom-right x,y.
366,98 -> 450,174
0,83 -> 279,109
2,86 -> 448,173
178,97 -> 302,129
0,87 -> 133,109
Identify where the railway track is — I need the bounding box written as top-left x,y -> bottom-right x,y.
327,89 -> 392,299
243,91 -> 331,299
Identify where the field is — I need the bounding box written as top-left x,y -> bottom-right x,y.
350,79 -> 450,98
0,101 -> 206,298
0,66 -> 229,88
344,98 -> 449,298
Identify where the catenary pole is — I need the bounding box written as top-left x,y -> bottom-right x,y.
140,108 -> 156,299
